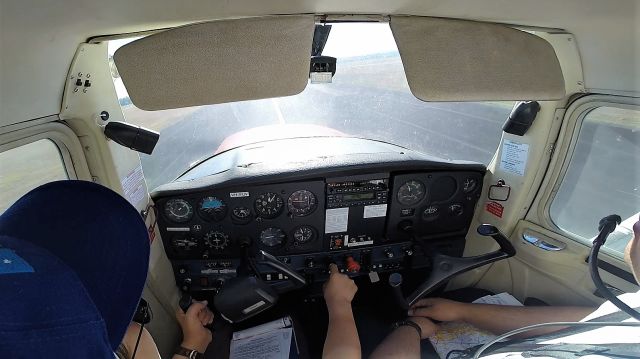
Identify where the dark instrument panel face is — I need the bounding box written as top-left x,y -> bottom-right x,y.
388,171 -> 483,242
159,181 -> 326,259
156,168 -> 484,292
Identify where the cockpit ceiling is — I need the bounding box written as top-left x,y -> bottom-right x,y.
1,0 -> 639,126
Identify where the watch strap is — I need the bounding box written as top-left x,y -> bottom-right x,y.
392,320 -> 422,338
175,346 -> 204,359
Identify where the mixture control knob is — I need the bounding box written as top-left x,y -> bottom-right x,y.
345,256 -> 361,273
305,257 -> 315,268
384,249 -> 395,259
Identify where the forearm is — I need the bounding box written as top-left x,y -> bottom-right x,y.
462,304 -> 594,338
370,326 -> 421,359
323,306 -> 361,359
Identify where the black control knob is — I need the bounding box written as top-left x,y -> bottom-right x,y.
398,220 -> 414,233
178,266 -> 188,275
389,273 -> 408,310
238,236 -> 252,248
404,248 -> 414,256
384,249 -> 395,259
305,257 -> 315,268
181,278 -> 192,292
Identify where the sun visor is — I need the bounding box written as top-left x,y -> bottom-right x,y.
113,16 -> 315,110
390,16 -> 566,101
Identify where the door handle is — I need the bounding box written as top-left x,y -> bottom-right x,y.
522,232 -> 566,251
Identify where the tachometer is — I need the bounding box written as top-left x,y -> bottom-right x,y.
397,180 -> 426,206
259,227 -> 286,247
292,225 -> 316,245
255,192 -> 284,218
203,230 -> 229,250
164,199 -> 194,223
198,196 -> 227,221
287,190 -> 317,216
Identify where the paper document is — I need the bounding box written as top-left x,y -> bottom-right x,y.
230,317 -> 296,359
428,292 -> 523,359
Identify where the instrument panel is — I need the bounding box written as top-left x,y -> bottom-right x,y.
160,181 -> 327,259
156,167 -> 484,293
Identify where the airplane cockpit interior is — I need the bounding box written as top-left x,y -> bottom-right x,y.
1,1 -> 639,358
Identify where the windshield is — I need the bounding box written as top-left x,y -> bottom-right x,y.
110,23 -> 513,190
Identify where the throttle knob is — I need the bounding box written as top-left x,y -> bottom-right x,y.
345,256 -> 361,273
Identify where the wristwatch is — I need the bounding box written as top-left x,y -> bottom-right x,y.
391,320 -> 423,339
174,346 -> 205,359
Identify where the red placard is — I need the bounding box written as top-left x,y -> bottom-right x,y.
486,201 -> 504,218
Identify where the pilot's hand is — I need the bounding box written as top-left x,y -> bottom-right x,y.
408,317 -> 439,339
323,263 -> 358,310
175,300 -> 214,353
408,297 -> 468,323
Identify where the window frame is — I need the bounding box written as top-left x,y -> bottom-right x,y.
0,119 -> 92,186
541,94 -> 639,261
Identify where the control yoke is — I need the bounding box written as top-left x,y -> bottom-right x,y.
403,224 -> 516,307
258,250 -> 307,293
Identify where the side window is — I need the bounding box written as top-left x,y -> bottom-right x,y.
0,139 -> 69,213
550,106 -> 639,258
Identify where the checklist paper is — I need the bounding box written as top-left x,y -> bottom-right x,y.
230,317 -> 297,359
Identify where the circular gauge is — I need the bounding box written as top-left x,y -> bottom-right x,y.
422,205 -> 440,221
198,196 -> 227,221
462,178 -> 478,193
259,227 -> 286,247
397,180 -> 426,206
171,236 -> 198,251
231,206 -> 252,224
448,203 -> 464,216
292,225 -> 316,245
203,231 -> 229,250
287,190 -> 318,217
255,192 -> 284,218
164,199 -> 194,223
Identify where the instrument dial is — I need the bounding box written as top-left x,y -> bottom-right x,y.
171,236 -> 198,251
231,206 -> 252,224
198,196 -> 227,221
287,190 -> 317,216
422,205 -> 440,221
203,231 -> 229,250
397,180 -> 426,206
448,203 -> 464,216
463,178 -> 478,193
259,227 -> 286,247
255,192 -> 284,218
292,225 -> 316,245
164,199 -> 194,223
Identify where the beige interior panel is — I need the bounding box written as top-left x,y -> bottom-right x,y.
390,16 -> 565,101
113,16 -> 315,110
474,220 -> 638,306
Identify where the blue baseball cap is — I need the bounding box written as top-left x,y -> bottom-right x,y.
0,180 -> 150,358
